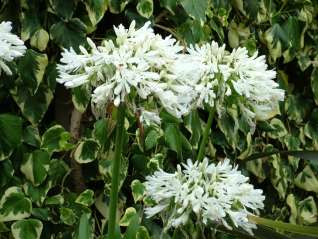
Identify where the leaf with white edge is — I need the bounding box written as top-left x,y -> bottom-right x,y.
47,159 -> 70,186
267,118 -> 288,139
50,18 -> 87,50
75,189 -> 94,207
18,49 -> 48,94
145,129 -> 160,151
180,0 -> 207,23
0,160 -> 14,188
23,181 -> 52,207
21,11 -> 41,41
10,84 -> 54,125
131,180 -> 145,203
50,0 -> 77,20
60,208 -> 77,226
41,125 -> 73,153
11,219 -> 43,239
71,85 -> 91,113
45,194 -> 64,205
30,28 -> 49,52
136,0 -> 153,19
0,187 -> 32,222
23,125 -> 41,148
0,114 -> 22,161
119,207 -> 137,227
311,68 -> 318,105
74,139 -> 100,164
20,150 -> 50,186
295,165 -> 318,193
84,0 -> 108,26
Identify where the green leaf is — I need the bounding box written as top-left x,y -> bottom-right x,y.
60,208 -> 77,226
50,0 -> 77,19
217,112 -> 238,149
20,150 -> 50,186
311,68 -> 318,105
71,85 -> 91,113
108,0 -> 128,13
23,125 -> 41,148
285,95 -> 311,124
74,138 -> 100,163
75,213 -> 93,239
164,124 -> 182,157
18,49 -> 48,94
45,194 -> 64,205
84,0 -> 108,26
123,214 -> 140,239
0,160 -> 14,188
267,118 -> 288,139
11,219 -> 43,239
21,11 -> 41,41
10,84 -> 53,125
30,28 -> 49,52
136,226 -> 150,239
75,189 -> 94,207
93,118 -> 112,147
145,129 -> 160,151
249,215 -> 318,237
131,179 -> 145,203
180,0 -> 207,23
23,181 -> 52,207
0,114 -> 22,161
184,111 -> 202,148
0,187 -> 32,222
160,0 -> 177,13
136,0 -> 153,19
41,125 -> 73,153
295,165 -> 318,193
50,18 -> 87,50
119,207 -> 137,227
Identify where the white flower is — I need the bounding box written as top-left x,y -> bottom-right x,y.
172,41 -> 285,126
144,158 -> 265,234
139,110 -> 161,126
0,21 -> 26,75
57,21 -> 189,118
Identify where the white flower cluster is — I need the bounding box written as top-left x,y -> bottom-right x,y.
57,21 -> 284,123
0,21 -> 26,75
173,42 -> 284,124
144,158 -> 265,234
57,21 -> 193,118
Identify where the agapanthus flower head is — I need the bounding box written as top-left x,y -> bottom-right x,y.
144,158 -> 265,235
173,41 -> 284,128
57,21 -> 192,118
0,21 -> 26,75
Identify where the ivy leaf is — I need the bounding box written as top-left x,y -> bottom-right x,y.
145,129 -> 160,151
50,0 -> 77,20
18,49 -> 48,94
75,189 -> 94,207
136,0 -> 153,19
11,219 -> 43,239
74,139 -> 100,164
71,85 -> 91,113
180,0 -> 207,23
131,179 -> 145,203
311,68 -> 318,105
119,207 -> 137,227
30,28 -> 50,52
23,125 -> 41,148
0,114 -> 22,161
84,0 -> 108,26
23,181 -> 52,207
295,165 -> 318,193
60,208 -> 77,226
10,84 -> 53,125
75,213 -> 93,239
20,150 -> 50,186
0,187 -> 32,222
50,18 -> 87,50
21,11 -> 41,41
41,125 -> 73,154
164,124 -> 182,157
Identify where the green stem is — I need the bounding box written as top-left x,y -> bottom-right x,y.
197,108 -> 215,162
108,103 -> 126,239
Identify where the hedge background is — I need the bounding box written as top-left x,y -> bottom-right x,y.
0,0 -> 317,238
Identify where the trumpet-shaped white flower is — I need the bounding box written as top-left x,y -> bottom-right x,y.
0,21 -> 26,75
57,21 -> 191,118
139,109 -> 161,126
173,41 -> 284,126
144,158 -> 265,235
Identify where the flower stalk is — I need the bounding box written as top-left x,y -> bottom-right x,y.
197,107 -> 215,162
108,103 -> 126,239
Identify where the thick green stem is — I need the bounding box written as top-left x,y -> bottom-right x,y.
197,108 -> 215,162
108,103 -> 125,239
